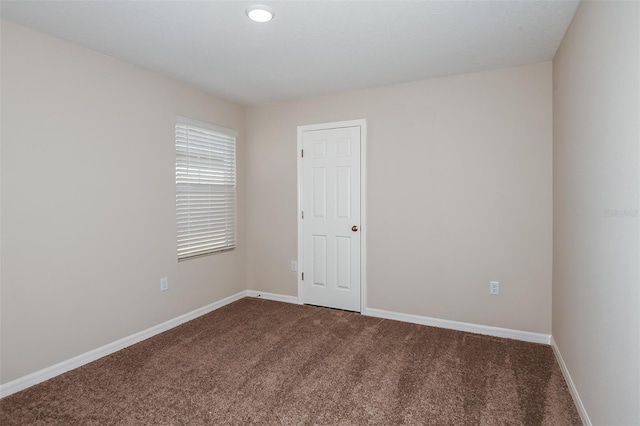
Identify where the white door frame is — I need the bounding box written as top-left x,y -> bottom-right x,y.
296,119 -> 367,313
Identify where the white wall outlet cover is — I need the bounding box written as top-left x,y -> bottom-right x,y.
291,261 -> 298,272
160,277 -> 168,291
490,281 -> 499,295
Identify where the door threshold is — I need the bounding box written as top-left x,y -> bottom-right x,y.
303,303 -> 361,314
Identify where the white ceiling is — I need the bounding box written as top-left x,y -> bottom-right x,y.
0,1 -> 579,105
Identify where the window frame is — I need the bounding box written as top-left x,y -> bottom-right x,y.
175,116 -> 237,261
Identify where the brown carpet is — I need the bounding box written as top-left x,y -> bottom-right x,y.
1,298 -> 581,425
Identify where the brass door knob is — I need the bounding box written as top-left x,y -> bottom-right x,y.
352,225 -> 359,232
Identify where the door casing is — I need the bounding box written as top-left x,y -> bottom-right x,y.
297,119 -> 367,313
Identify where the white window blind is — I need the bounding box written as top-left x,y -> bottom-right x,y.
176,117 -> 237,260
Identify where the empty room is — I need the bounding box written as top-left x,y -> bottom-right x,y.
0,1 -> 638,425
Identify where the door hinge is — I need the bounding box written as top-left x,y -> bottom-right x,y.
301,211 -> 304,219
301,149 -> 304,158
302,272 -> 304,280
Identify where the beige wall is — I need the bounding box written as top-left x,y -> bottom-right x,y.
0,14 -> 569,391
553,1 -> 640,424
246,62 -> 553,334
0,21 -> 246,383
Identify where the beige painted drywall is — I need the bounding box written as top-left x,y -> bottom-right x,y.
0,21 -> 246,384
553,1 -> 640,424
245,62 -> 553,334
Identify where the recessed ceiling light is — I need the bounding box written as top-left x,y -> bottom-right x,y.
246,5 -> 274,23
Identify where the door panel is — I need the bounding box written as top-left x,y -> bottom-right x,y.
312,168 -> 327,218
302,126 -> 361,311
335,236 -> 351,289
312,235 -> 327,286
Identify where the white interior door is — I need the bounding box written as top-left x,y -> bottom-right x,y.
300,125 -> 361,311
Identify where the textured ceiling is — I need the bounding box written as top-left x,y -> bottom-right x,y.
0,1 -> 579,105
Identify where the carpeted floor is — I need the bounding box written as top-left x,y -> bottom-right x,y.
1,298 -> 581,425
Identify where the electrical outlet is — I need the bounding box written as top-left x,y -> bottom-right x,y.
490,281 -> 499,295
291,261 -> 298,272
160,277 -> 168,292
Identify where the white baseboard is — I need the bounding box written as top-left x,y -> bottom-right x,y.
363,307 -> 551,345
0,291 -> 554,400
550,337 -> 591,426
0,290 -> 247,399
246,290 -> 299,304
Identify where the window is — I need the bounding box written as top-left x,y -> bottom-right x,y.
175,117 -> 237,260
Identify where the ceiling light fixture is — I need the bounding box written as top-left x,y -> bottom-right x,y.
246,5 -> 274,23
